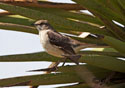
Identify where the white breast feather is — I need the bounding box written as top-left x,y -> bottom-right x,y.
39,30 -> 64,57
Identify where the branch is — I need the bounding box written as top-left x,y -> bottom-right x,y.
0,1 -> 85,10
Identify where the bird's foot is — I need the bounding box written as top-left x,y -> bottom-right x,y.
61,58 -> 67,66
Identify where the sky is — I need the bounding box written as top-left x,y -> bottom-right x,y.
0,0 -> 77,88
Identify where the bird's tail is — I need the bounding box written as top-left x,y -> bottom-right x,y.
81,43 -> 109,48
64,54 -> 81,65
74,43 -> 109,53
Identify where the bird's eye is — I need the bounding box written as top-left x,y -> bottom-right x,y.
40,23 -> 48,25
40,23 -> 43,25
40,23 -> 45,25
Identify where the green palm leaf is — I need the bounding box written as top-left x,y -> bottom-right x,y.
0,3 -> 112,36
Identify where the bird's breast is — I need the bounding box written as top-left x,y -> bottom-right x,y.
39,30 -> 49,46
39,30 -> 64,57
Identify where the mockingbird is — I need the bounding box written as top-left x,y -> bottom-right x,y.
32,20 -> 104,71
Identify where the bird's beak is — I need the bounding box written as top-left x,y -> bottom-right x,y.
31,23 -> 35,26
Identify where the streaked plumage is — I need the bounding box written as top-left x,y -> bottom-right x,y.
33,20 -> 100,64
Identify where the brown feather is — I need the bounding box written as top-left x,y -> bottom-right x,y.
47,31 -> 76,54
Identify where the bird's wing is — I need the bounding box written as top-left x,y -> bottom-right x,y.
47,31 -> 75,54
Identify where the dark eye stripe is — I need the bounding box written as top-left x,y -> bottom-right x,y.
40,23 -> 43,25
40,23 -> 48,25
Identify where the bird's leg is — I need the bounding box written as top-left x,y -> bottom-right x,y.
61,57 -> 67,66
28,57 -> 69,72
45,60 -> 60,72
28,53 -> 81,72
45,57 -> 68,71
43,61 -> 60,72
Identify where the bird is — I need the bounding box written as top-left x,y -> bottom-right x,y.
32,20 -> 107,71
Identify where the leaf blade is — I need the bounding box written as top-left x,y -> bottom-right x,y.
0,3 -> 112,36
0,73 -> 82,87
102,36 -> 125,54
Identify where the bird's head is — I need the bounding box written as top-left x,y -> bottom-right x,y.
33,20 -> 51,31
